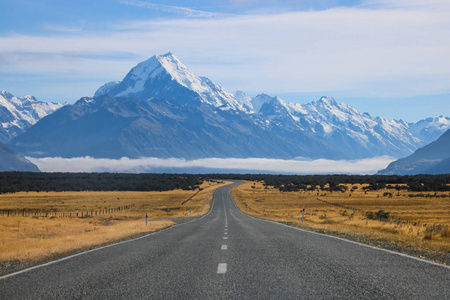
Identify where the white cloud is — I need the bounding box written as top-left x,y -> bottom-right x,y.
361,0 -> 450,10
1,3 -> 449,100
119,0 -> 232,18
28,156 -> 395,174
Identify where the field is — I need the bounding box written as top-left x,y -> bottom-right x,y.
232,181 -> 450,261
0,180 -> 228,273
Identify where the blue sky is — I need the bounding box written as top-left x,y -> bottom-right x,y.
1,0 -> 449,122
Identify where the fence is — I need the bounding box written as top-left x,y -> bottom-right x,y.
0,204 -> 136,218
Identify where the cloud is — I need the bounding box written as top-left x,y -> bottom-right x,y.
120,0 -> 232,18
1,2 -> 449,101
361,0 -> 450,10
28,156 -> 395,174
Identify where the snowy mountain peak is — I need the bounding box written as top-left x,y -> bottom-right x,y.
94,81 -> 120,98
1,90 -> 13,100
0,91 -> 67,143
94,52 -> 246,111
251,94 -> 274,113
317,96 -> 337,106
233,91 -> 253,110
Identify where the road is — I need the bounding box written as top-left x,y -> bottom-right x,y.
1,182 -> 449,299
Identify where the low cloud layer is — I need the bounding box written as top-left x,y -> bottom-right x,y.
28,156 -> 395,174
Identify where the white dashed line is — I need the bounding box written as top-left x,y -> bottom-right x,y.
217,263 -> 227,274
221,245 -> 227,250
223,237 -> 228,239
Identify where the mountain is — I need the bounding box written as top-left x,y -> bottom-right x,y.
252,94 -> 437,158
0,90 -> 66,143
94,52 -> 250,111
0,141 -> 39,172
378,129 -> 450,175
409,116 -> 450,145
10,94 -> 343,159
9,53 -> 450,161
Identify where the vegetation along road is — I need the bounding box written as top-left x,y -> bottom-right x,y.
1,182 -> 449,299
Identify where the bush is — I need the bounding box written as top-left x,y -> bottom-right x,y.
366,209 -> 390,221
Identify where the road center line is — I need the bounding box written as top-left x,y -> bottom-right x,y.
217,263 -> 227,274
221,245 -> 227,250
223,196 -> 228,227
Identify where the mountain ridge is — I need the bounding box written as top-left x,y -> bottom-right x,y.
378,129 -> 450,175
8,53 -> 450,162
0,90 -> 66,143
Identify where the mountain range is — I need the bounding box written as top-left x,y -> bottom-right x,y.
0,90 -> 66,143
4,53 -> 450,169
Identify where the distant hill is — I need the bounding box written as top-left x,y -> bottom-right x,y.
378,129 -> 450,175
0,141 -> 39,172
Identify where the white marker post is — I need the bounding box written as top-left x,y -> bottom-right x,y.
302,206 -> 305,223
146,212 -> 148,226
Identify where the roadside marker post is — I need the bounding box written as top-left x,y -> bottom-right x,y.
302,206 -> 305,223
146,212 -> 148,226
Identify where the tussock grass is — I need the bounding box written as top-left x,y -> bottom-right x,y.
232,181 -> 450,253
0,180 -> 228,266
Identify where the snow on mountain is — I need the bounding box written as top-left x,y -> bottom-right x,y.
0,90 -> 66,143
94,52 -> 249,111
94,81 -> 119,98
43,52 -> 446,160
233,91 -> 253,111
252,94 -> 448,158
409,116 -> 450,144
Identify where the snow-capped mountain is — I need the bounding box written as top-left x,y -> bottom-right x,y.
251,94 -> 441,158
0,90 -> 66,143
9,53 -> 450,161
94,52 -> 250,111
409,116 -> 450,145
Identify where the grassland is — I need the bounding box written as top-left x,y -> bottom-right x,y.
232,181 -> 450,263
0,180 -> 228,274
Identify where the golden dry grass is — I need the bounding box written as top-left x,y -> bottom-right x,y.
0,180 -> 229,267
232,181 -> 450,253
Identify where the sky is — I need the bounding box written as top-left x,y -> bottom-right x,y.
1,0 -> 449,122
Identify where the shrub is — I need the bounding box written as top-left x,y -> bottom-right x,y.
366,209 -> 390,221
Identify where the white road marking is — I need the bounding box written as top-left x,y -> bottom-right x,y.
223,196 -> 228,227
221,245 -> 227,250
223,237 -> 228,239
217,263 -> 227,274
224,232 -> 227,235
0,183 -> 231,281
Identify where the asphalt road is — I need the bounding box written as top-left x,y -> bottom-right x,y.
1,182 -> 449,299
